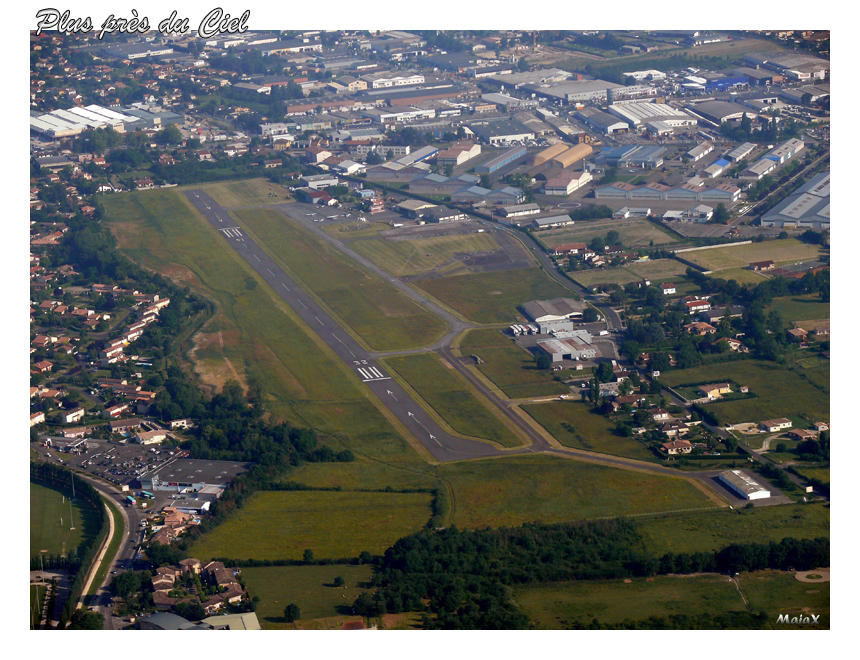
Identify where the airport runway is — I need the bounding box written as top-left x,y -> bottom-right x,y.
184,189 -> 518,463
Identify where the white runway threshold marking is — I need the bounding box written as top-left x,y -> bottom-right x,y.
358,366 -> 390,382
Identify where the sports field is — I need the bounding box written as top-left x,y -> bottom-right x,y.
350,232 -> 502,278
522,401 -> 658,462
659,360 -> 829,426
707,267 -> 768,285
441,454 -> 718,530
415,267 -> 572,324
459,328 -> 569,399
235,208 -> 447,351
199,178 -> 288,207
30,481 -> 101,557
679,239 -> 824,272
569,258 -> 690,288
241,564 -> 374,629
187,490 -> 433,561
535,218 -> 680,250
516,574 -> 745,629
384,353 -> 524,448
767,294 -> 830,322
637,502 -> 830,555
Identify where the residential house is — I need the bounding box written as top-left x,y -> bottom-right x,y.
749,260 -> 775,271
683,321 -> 717,335
787,429 -> 818,442
698,383 -> 732,400
62,407 -> 85,424
650,408 -> 672,422
660,283 -> 676,295
30,411 -> 46,427
760,418 -> 793,433
661,439 -> 693,455
661,420 -> 690,437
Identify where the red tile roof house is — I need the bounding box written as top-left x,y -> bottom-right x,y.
661,439 -> 693,455
660,420 -> 690,437
33,360 -> 53,372
684,300 -> 711,314
760,418 -> 793,433
660,283 -> 676,295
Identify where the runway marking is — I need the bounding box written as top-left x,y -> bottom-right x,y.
254,254 -> 261,262
298,300 -> 307,308
267,268 -> 275,276
315,316 -> 323,325
281,283 -> 290,291
358,366 -> 390,382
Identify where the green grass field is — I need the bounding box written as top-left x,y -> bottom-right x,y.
188,490 -> 433,561
515,574 -> 745,628
569,258 -> 690,288
636,503 -> 830,555
708,267 -> 768,285
200,178 -> 288,207
351,232 -> 502,278
535,218 -> 680,250
740,570 -> 829,629
241,564 -> 374,629
235,208 -> 448,351
792,466 -> 830,487
659,360 -> 829,426
85,498 -> 124,599
30,481 -> 101,558
384,353 -> 523,448
679,239 -> 824,272
415,267 -> 572,324
767,294 -> 830,322
441,454 -> 718,530
459,329 -> 569,399
523,401 -> 658,462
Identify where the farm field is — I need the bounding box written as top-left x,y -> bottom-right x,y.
187,490 -> 433,561
235,208 -> 447,351
522,401 -> 658,462
440,454 -> 718,530
658,360 -> 829,426
459,328 -> 569,399
569,258 -> 690,288
241,564 -> 374,629
199,178 -> 288,208
767,294 -> 830,322
384,353 -> 523,448
415,267 -> 572,324
740,570 -> 830,629
679,239 -> 824,272
350,232 -> 502,278
516,574 -> 745,628
534,218 -> 680,250
636,502 -> 830,555
30,481 -> 101,558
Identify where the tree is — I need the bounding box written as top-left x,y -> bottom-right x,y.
302,549 -> 315,563
157,124 -> 183,145
582,307 -> 599,323
536,353 -> 552,370
479,173 -> 492,189
712,203 -> 730,224
606,230 -> 621,246
284,603 -> 301,622
775,443 -> 788,453
723,436 -> 738,452
68,609 -> 105,630
595,361 -> 614,383
333,575 -> 345,587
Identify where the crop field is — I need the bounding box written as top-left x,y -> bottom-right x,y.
569,258 -> 690,288
658,360 -> 829,426
522,401 -> 657,462
188,490 -> 433,561
459,329 -> 569,399
678,239 -> 824,272
767,294 -> 830,322
441,454 -> 717,530
241,564 -> 374,629
415,268 -> 571,324
384,353 -> 524,448
534,218 -> 680,250
516,574 -> 744,628
235,208 -> 447,351
199,178 -> 288,208
636,503 -> 830,555
740,570 -> 829,629
30,481 -> 101,557
350,232 -> 502,278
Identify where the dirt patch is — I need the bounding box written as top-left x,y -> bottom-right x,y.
187,315 -> 248,395
795,569 -> 830,583
623,579 -> 632,584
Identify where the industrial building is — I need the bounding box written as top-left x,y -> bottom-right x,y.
687,100 -> 755,124
575,107 -> 628,134
467,120 -> 535,147
425,205 -> 467,223
394,199 -> 437,218
764,138 -> 805,164
30,104 -> 142,138
687,141 -> 714,162
301,174 -> 339,189
725,142 -> 757,162
522,298 -> 586,324
525,79 -> 623,104
531,215 -> 574,230
473,145 -> 529,173
532,142 -> 571,166
139,459 -> 250,496
599,145 -> 666,169
780,84 -> 830,105
480,92 -> 540,111
607,102 -> 697,128
739,158 -> 778,180
761,170 -> 830,229
499,203 -> 541,218
435,141 -> 481,167
718,470 -> 771,500
703,159 -> 730,178
595,181 -> 740,203
543,171 -> 592,196
536,336 -> 597,363
551,144 -> 593,168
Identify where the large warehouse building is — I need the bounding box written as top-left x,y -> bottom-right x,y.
686,100 -> 756,125
607,102 -> 697,128
139,459 -> 250,494
718,469 -> 771,500
522,298 -> 587,325
761,170 -> 830,229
